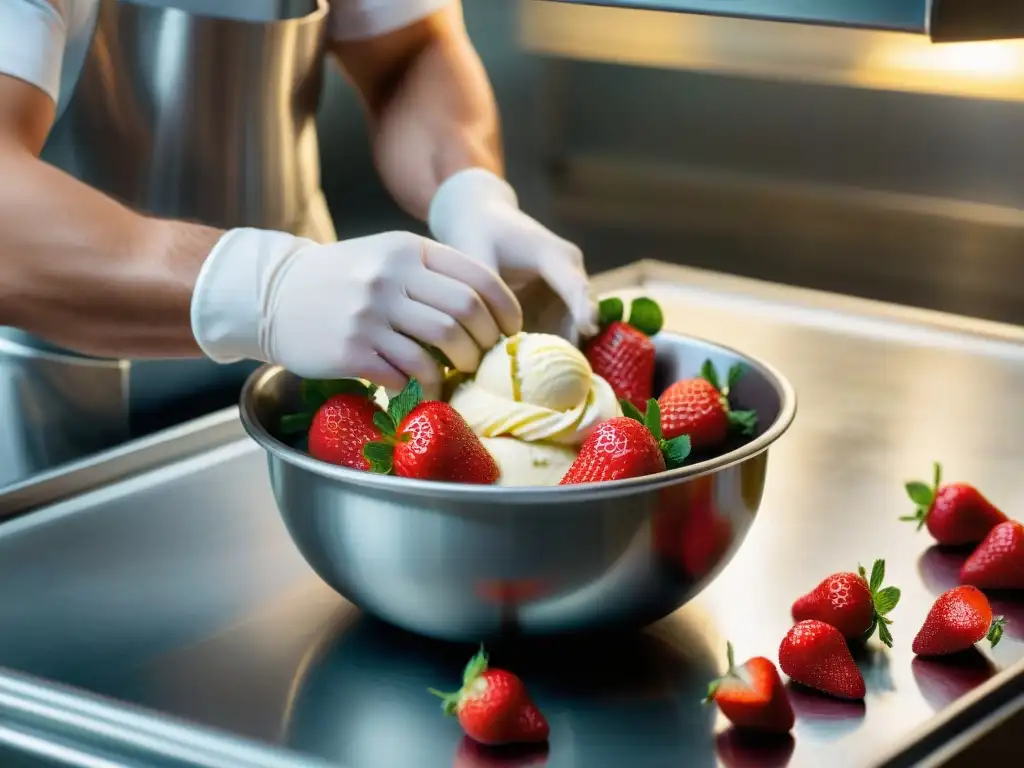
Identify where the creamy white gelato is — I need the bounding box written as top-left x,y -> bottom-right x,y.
449,333 -> 621,485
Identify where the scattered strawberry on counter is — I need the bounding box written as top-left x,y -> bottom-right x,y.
778,620 -> 866,700
912,586 -> 1005,657
791,559 -> 901,647
960,520 -> 1024,590
583,296 -> 663,411
658,360 -> 758,451
363,379 -> 499,484
901,462 -> 1007,546
430,647 -> 549,747
704,642 -> 795,734
559,399 -> 691,484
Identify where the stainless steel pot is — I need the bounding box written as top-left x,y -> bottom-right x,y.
239,332 -> 798,641
0,0 -> 331,487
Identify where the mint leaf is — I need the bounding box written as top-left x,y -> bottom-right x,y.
700,360 -> 721,392
388,378 -> 423,427
627,297 -> 663,336
728,410 -> 758,437
644,399 -> 663,441
726,363 -> 747,392
663,435 -> 691,469
373,412 -> 396,437
620,400 -> 645,424
598,297 -> 624,327
905,481 -> 934,508
302,378 -> 372,409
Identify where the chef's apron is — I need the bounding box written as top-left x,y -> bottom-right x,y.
0,0 -> 332,488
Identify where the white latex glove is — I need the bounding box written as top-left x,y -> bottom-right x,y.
428,168 -> 598,338
190,229 -> 523,400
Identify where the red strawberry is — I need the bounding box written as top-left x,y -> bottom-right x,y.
584,296 -> 662,410
279,379 -> 383,470
778,620 -> 866,700
363,379 -> 498,484
560,399 -> 691,484
960,520 -> 1024,590
912,586 -> 1005,656
430,647 -> 549,746
901,462 -> 1007,546
704,642 -> 794,734
658,360 -> 758,450
791,559 -> 901,647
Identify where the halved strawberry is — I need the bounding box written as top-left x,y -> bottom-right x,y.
704,642 -> 794,734
559,399 -> 691,484
658,360 -> 758,451
363,379 -> 498,484
583,296 -> 663,411
791,559 -> 901,647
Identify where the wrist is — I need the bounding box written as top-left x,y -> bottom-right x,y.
428,167 -> 518,244
190,227 -> 312,365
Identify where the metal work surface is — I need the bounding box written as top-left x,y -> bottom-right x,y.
1,262 -> 1023,767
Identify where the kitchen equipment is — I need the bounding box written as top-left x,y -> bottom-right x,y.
0,0 -> 331,489
237,331 -> 797,641
552,0 -> 1024,42
0,261 -> 1022,767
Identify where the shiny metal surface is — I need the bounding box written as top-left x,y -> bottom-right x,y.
549,0 -> 1024,41
238,335 -> 795,641
0,0 -> 333,490
0,261 -> 1023,767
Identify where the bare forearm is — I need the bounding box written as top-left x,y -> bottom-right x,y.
0,147 -> 221,358
331,7 -> 503,221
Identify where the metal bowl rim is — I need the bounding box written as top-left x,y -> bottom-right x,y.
238,331 -> 797,505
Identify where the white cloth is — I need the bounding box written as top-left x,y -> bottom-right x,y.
0,0 -> 451,120
190,228 -> 523,400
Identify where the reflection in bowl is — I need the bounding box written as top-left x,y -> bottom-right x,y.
240,332 -> 796,641
283,612 -> 720,768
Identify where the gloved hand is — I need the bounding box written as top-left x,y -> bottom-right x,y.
190,229 -> 523,400
428,168 -> 598,338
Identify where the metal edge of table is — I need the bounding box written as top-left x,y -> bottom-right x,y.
0,259 -> 1021,766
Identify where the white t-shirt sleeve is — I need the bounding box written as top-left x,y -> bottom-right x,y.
0,0 -> 69,104
328,0 -> 452,41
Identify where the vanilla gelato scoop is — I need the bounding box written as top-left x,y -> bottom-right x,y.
449,332 -> 621,448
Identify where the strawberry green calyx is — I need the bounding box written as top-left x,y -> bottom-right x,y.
597,296 -> 664,337
702,641 -> 738,704
988,616 -> 1007,648
856,559 -> 901,648
279,378 -> 379,435
699,359 -> 758,437
900,461 -> 942,531
428,645 -> 490,717
620,398 -> 692,469
362,378 -> 425,474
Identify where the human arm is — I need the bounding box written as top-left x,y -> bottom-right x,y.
329,1 -> 597,335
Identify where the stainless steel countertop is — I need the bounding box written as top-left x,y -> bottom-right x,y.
0,261 -> 1022,767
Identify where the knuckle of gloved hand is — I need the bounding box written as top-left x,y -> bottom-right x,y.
450,289 -> 480,320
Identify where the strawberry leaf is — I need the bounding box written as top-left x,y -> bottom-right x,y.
280,411 -> 314,435
728,410 -> 758,437
876,617 -> 894,648
301,378 -> 376,409
620,400 -> 645,424
373,412 -> 396,438
627,297 -> 663,336
426,687 -> 461,717
869,559 -> 885,592
387,378 -> 423,427
873,586 -> 900,616
699,360 -> 721,393
363,442 -> 394,475
988,616 -> 1006,648
725,641 -> 736,672
643,399 -> 663,441
933,461 -> 943,490
905,481 -> 934,508
462,645 -> 489,685
662,435 -> 691,469
598,297 -> 624,327
726,363 -> 747,392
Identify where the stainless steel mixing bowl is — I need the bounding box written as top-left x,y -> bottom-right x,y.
239,333 -> 796,641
